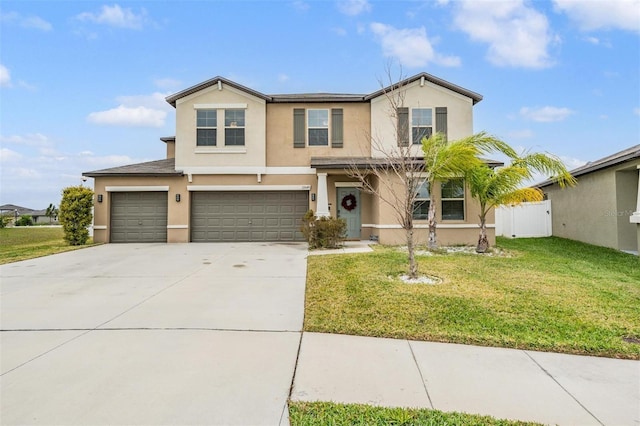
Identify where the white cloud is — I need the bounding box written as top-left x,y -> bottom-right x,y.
292,1 -> 310,12
634,107 -> 640,116
453,0 -> 555,69
520,106 -> 575,122
553,0 -> 640,32
0,133 -> 54,152
0,148 -> 22,163
154,78 -> 182,90
21,16 -> 53,31
115,92 -> 173,111
0,11 -> 52,31
370,22 -> 460,68
278,73 -> 290,83
331,27 -> 348,36
0,64 -> 11,87
76,4 -> 147,30
507,129 -> 534,139
87,105 -> 167,127
560,155 -> 587,171
337,0 -> 371,16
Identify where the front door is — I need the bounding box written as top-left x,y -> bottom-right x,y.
337,187 -> 361,239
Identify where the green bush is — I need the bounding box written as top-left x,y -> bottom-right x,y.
59,186 -> 94,245
0,215 -> 12,228
301,210 -> 346,249
15,215 -> 34,226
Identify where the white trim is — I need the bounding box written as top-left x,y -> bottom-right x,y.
167,225 -> 188,229
361,223 -> 494,229
193,103 -> 248,109
187,185 -> 311,191
93,225 -> 107,230
176,166 -> 316,175
335,182 -> 363,188
194,148 -> 247,154
105,186 -> 170,192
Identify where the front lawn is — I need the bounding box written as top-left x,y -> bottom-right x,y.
304,237 -> 640,359
0,227 -> 95,265
288,401 -> 542,426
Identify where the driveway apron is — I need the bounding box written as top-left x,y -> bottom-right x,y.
1,243 -> 307,426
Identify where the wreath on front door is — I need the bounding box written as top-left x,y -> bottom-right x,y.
341,194 -> 357,212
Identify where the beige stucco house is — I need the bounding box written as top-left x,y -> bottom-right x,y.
84,72 -> 497,245
538,145 -> 640,254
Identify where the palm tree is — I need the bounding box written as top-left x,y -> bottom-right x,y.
467,151 -> 576,253
421,132 -> 514,249
45,203 -> 58,224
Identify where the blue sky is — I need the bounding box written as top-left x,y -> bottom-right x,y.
1,0 -> 639,208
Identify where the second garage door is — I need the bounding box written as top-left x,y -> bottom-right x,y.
191,191 -> 308,242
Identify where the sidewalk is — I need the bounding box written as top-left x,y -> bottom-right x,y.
290,332 -> 639,426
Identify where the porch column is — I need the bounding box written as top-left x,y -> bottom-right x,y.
316,173 -> 330,217
630,166 -> 640,224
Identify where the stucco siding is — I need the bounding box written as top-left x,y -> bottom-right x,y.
266,103 -> 371,166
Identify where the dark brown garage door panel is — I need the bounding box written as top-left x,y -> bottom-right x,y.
191,191 -> 308,242
110,192 -> 168,243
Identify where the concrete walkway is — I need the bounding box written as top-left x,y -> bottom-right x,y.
2,242 -> 638,425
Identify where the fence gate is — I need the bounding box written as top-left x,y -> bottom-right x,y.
495,200 -> 552,238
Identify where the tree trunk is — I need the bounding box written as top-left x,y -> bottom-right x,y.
427,200 -> 437,250
406,226 -> 418,278
476,215 -> 489,253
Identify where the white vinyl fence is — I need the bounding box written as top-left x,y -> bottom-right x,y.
495,200 -> 552,238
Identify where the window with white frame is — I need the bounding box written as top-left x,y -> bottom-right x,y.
412,108 -> 433,145
413,180 -> 431,220
196,110 -> 217,146
224,109 -> 245,146
308,109 -> 329,146
441,178 -> 465,220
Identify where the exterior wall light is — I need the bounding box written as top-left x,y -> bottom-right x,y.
311,193 -> 316,201
97,194 -> 103,203
176,194 -> 181,202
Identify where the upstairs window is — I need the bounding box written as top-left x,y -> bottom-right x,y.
441,178 -> 465,220
412,108 -> 433,144
413,180 -> 431,220
196,110 -> 217,146
225,109 -> 245,146
308,109 -> 329,146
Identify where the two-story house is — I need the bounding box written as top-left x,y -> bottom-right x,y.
84,72 -> 498,245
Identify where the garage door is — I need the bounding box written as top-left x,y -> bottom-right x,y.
110,192 -> 168,243
191,191 -> 308,242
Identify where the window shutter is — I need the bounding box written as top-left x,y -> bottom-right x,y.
331,108 -> 343,148
293,108 -> 305,148
397,107 -> 409,147
435,107 -> 448,139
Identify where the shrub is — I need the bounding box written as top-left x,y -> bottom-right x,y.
0,215 -> 12,228
59,186 -> 94,245
301,210 -> 346,249
15,215 -> 34,226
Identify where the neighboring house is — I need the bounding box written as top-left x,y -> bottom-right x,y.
537,145 -> 640,254
0,204 -> 50,224
84,72 -> 499,245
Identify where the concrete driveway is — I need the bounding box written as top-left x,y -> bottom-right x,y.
1,243 -> 308,425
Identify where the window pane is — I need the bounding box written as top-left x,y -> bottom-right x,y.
441,179 -> 465,198
413,200 -> 430,220
197,129 -> 216,146
412,108 -> 432,126
415,180 -> 430,199
308,110 -> 329,127
412,127 -> 433,144
442,200 -> 464,220
225,128 -> 245,146
197,110 -> 216,127
225,109 -> 245,127
308,128 -> 328,145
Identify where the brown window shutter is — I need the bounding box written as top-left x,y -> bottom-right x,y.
293,108 -> 305,148
397,107 -> 409,146
435,107 -> 448,139
331,108 -> 343,148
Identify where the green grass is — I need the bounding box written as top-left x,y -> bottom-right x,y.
0,227 -> 95,264
289,401 -> 542,426
304,237 -> 640,359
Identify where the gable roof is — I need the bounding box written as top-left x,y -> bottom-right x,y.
83,158 -> 183,178
537,144 -> 640,188
165,72 -> 483,107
